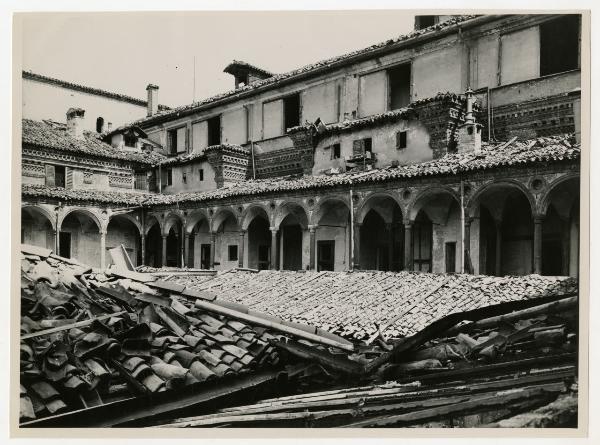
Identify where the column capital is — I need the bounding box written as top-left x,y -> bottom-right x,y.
403,219 -> 414,227
308,224 -> 318,232
269,226 -> 278,233
99,229 -> 107,236
533,215 -> 545,224
239,229 -> 247,235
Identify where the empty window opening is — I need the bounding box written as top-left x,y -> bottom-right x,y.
207,115 -> 221,146
317,240 -> 335,271
331,143 -> 341,160
96,117 -> 104,133
124,134 -> 137,147
540,15 -> 579,76
283,93 -> 301,129
388,64 -> 411,110
54,165 -> 66,188
59,232 -> 71,258
166,169 -> 173,186
182,172 -> 187,184
396,131 -> 407,149
364,138 -> 372,154
167,129 -> 178,155
198,168 -> 204,181
228,245 -> 238,261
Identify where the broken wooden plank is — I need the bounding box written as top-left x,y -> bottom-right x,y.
273,339 -> 363,374
21,244 -> 52,258
21,311 -> 127,340
108,244 -> 135,271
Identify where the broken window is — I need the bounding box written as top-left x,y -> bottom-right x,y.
54,165 -> 66,188
396,131 -> 407,149
331,143 -> 341,160
198,168 -> 204,181
228,245 -> 238,261
388,64 -> 411,110
540,15 -> 580,76
283,93 -> 301,130
207,115 -> 221,146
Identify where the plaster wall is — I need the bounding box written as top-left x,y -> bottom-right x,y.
315,225 -> 349,271
412,45 -> 463,100
222,107 -> 248,145
160,160 -> 217,193
302,80 -> 339,124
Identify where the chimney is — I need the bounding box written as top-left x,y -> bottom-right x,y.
107,122 -> 113,132
456,88 -> 482,154
66,107 -> 85,140
146,84 -> 159,117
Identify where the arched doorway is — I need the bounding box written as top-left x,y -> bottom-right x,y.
21,206 -> 55,250
59,210 -> 102,267
106,215 -> 142,266
412,210 -> 433,272
314,199 -> 351,271
244,207 -> 271,271
276,203 -> 308,271
189,218 -> 211,269
212,210 -> 240,270
145,221 -> 162,267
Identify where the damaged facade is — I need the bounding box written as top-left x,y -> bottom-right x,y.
21,14 -> 581,276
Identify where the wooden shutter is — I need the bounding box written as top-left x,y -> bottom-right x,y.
185,127 -> 190,152
45,165 -> 55,187
352,139 -> 365,157
65,167 -> 73,189
176,127 -> 186,153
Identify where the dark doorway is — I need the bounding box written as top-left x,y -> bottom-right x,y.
317,240 -> 335,271
166,228 -> 180,267
413,211 -> 433,272
542,206 -> 565,276
281,224 -> 302,271
360,210 -> 388,270
479,206 -> 498,275
501,192 -> 533,275
248,216 -> 271,270
445,242 -> 456,273
59,232 -> 71,258
388,63 -> 411,110
258,245 -> 270,270
55,166 -> 66,188
200,244 -> 211,269
145,223 -> 162,267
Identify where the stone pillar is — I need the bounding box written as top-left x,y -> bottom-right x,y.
53,230 -> 59,255
238,230 -> 245,268
140,232 -> 146,266
464,218 -> 472,274
308,225 -> 317,271
386,223 -> 394,271
495,221 -> 502,276
404,221 -> 413,271
100,230 -> 107,269
533,216 -> 544,275
270,227 -> 278,270
353,222 -> 361,270
161,235 -> 167,267
189,232 -> 196,268
183,232 -> 190,268
210,232 -> 216,269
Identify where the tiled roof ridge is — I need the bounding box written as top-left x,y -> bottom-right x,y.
224,60 -> 274,77
133,15 -> 484,126
23,70 -> 171,111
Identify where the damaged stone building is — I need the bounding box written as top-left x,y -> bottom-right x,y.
21,13 -> 582,277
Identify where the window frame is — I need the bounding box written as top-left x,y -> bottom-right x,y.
228,244 -> 238,262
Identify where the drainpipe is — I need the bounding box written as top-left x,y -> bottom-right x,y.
349,182 -> 354,272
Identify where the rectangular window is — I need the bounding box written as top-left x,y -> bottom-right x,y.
167,169 -> 173,186
331,143 -> 341,160
396,131 -> 407,150
59,232 -> 71,258
540,15 -> 580,76
352,138 -> 373,157
182,172 -> 187,184
167,129 -> 178,154
54,165 -> 66,188
124,134 -> 137,147
283,93 -> 301,129
317,240 -> 335,271
388,64 -> 411,110
228,245 -> 238,261
364,138 -> 372,154
445,242 -> 456,273
207,115 -> 221,146
45,165 -> 55,187
198,168 -> 204,181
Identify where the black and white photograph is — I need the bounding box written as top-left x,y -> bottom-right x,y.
9,6 -> 591,435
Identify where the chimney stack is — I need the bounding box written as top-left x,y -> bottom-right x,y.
66,108 -> 86,140
456,88 -> 482,154
146,84 -> 159,117
107,122 -> 113,132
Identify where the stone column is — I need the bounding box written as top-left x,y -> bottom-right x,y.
495,219 -> 502,276
386,223 -> 394,271
53,230 -> 59,255
270,227 -> 278,270
161,234 -> 167,267
533,216 -> 544,275
464,218 -> 472,274
404,221 -> 413,271
210,232 -> 216,269
183,232 -> 190,268
238,230 -> 245,268
308,225 -> 317,271
353,222 -> 361,270
100,230 -> 107,269
140,232 -> 146,266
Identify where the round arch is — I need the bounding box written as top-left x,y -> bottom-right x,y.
58,207 -> 102,233
273,201 -> 309,230
144,214 -> 162,236
241,204 -> 270,231
408,186 -> 460,223
356,191 -> 403,225
162,212 -> 184,236
211,207 -> 240,233
538,174 -> 580,218
108,212 -> 142,237
466,180 -> 535,219
313,197 -> 351,226
186,209 -> 211,234
22,205 -> 56,231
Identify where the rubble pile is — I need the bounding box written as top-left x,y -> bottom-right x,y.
167,270 -> 577,340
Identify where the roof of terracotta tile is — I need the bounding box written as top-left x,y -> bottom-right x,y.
166,270 -> 577,341
223,60 -> 274,77
158,144 -> 249,167
142,134 -> 580,206
134,15 -> 484,127
21,135 -> 580,207
22,183 -> 154,206
22,119 -> 166,165
23,71 -> 171,110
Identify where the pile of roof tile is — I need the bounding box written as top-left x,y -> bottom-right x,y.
166,270 -> 577,341
21,246 -> 340,424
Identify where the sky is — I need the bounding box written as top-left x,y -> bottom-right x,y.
20,10 -> 416,108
